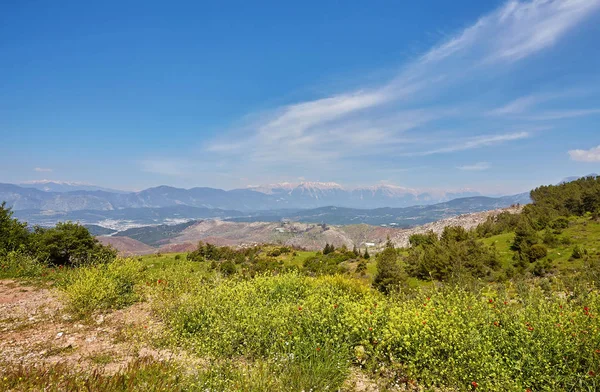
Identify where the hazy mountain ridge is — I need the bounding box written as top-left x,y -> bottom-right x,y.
228,194 -> 530,226
1,181 -> 498,212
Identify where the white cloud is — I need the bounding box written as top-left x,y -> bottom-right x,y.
485,0 -> 600,62
405,131 -> 532,156
569,145 -> 600,162
34,167 -> 53,172
525,108 -> 600,120
458,162 -> 492,171
488,94 -> 551,115
146,0 -> 600,185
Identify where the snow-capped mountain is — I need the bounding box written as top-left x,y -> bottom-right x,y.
19,180 -> 127,194
0,180 -> 508,213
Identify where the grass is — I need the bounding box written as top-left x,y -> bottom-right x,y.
148,270 -> 600,391
0,357 -> 187,392
481,217 -> 600,275
88,353 -> 115,365
57,257 -> 145,317
4,218 -> 600,390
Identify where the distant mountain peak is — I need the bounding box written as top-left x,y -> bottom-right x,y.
297,181 -> 343,190
560,173 -> 599,184
21,179 -> 93,186
18,180 -> 127,194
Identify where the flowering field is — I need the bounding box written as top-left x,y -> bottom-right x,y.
146,271 -> 600,391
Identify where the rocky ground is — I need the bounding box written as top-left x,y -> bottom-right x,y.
0,280 -> 176,373
390,206 -> 522,248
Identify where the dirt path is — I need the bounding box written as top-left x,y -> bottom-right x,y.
0,279 -> 172,373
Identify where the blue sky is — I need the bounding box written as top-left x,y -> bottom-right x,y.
1,0 -> 600,194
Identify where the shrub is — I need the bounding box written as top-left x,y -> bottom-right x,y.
527,244 -> 548,262
220,259 -> 237,276
532,259 -> 553,276
303,253 -> 349,276
0,251 -> 45,279
0,202 -> 29,255
542,230 -> 558,247
406,232 -> 500,281
571,245 -> 586,260
59,258 -> 144,317
29,222 -> 116,266
551,217 -> 569,230
355,260 -> 367,275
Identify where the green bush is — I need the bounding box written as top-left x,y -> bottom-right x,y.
571,245 -> 586,260
303,252 -> 350,276
0,202 -> 30,255
30,222 -> 116,266
407,228 -> 500,281
527,243 -> 548,262
59,258 -> 144,317
0,251 -> 45,279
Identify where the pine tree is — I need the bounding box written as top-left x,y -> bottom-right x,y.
373,247 -> 405,293
363,248 -> 370,259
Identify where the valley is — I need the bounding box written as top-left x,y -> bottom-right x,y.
99,206 -> 522,255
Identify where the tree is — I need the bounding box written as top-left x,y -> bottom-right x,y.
352,244 -> 359,257
511,219 -> 538,261
323,243 -> 332,255
363,248 -> 370,259
409,231 -> 438,247
373,247 -> 405,293
406,230 -> 500,282
441,226 -> 469,244
30,222 -> 116,266
0,202 -> 30,255
220,259 -> 237,276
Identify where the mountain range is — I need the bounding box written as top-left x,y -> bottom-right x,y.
0,181 -> 531,229
2,181 -> 487,212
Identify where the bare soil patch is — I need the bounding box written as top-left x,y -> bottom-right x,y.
0,280 -> 174,374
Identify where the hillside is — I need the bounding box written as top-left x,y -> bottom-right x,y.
102,206 -> 522,254
96,237 -> 155,256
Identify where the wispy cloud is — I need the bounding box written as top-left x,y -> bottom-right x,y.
457,162 -> 492,171
569,145 -> 600,162
144,0 -> 600,187
488,94 -> 553,115
525,108 -> 600,121
403,132 -> 532,156
34,167 -> 53,173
